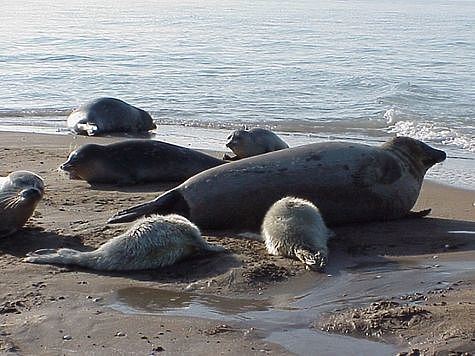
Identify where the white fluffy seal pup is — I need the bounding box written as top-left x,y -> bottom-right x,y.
261,197 -> 332,271
223,128 -> 289,161
24,214 -> 224,271
0,171 -> 44,237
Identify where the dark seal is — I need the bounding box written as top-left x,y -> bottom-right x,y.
67,97 -> 156,136
108,137 -> 446,230
60,140 -> 226,185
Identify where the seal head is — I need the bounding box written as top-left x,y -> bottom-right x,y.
0,171 -> 44,237
224,128 -> 289,161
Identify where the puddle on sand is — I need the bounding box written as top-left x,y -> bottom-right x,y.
111,287 -> 271,321
110,285 -> 399,355
109,257 -> 475,355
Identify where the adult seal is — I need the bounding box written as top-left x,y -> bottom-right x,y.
108,136 -> 446,230
223,127 -> 289,161
0,171 -> 44,237
67,97 -> 156,136
60,139 -> 226,185
262,197 -> 333,271
24,214 -> 224,271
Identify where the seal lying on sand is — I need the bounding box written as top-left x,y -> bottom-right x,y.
24,214 -> 224,271
0,171 -> 44,237
60,140 -> 225,185
109,137 -> 446,230
223,128 -> 289,161
262,197 -> 333,271
67,97 -> 156,136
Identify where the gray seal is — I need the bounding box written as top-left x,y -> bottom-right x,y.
262,197 -> 333,271
67,97 -> 156,136
223,128 -> 289,161
108,136 -> 446,230
60,139 -> 225,185
24,214 -> 224,271
0,171 -> 44,237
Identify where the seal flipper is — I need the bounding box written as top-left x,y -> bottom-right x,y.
405,208 -> 431,219
108,189 -> 190,224
24,248 -> 84,266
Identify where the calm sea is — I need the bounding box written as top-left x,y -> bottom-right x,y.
0,0 -> 473,187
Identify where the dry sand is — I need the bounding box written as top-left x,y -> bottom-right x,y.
0,131 -> 474,355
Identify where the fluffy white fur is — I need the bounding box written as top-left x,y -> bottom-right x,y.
0,171 -> 44,237
261,196 -> 333,270
24,214 -> 224,271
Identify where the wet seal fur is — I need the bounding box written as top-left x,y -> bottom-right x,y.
223,128 -> 289,161
262,197 -> 333,271
25,214 -> 224,271
67,97 -> 156,136
0,171 -> 44,237
60,140 -> 226,185
109,137 -> 446,230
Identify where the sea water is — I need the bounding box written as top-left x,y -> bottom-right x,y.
0,0 -> 473,188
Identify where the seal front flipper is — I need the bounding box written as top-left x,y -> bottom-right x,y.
405,208 -> 431,219
108,189 -> 190,224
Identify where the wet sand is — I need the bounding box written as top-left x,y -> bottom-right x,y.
0,131 -> 474,355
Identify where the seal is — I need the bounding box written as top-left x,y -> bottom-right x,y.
67,97 -> 156,136
0,171 -> 44,237
223,128 -> 289,161
261,197 -> 333,271
60,139 -> 226,185
24,214 -> 224,271
108,136 -> 446,230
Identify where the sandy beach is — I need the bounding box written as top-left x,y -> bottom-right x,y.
0,131 -> 474,355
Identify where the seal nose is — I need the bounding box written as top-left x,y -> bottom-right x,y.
433,148 -> 447,163
21,188 -> 43,200
424,146 -> 447,167
59,162 -> 72,171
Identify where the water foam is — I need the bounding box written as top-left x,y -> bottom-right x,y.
384,109 -> 474,153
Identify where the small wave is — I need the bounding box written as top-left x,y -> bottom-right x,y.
387,119 -> 474,153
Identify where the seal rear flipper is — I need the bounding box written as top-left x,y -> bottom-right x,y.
108,189 -> 190,224
23,248 -> 83,266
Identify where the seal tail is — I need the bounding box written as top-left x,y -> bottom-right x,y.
108,189 -> 190,224
24,248 -> 91,268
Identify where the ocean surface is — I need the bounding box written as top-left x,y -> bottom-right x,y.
0,0 -> 474,188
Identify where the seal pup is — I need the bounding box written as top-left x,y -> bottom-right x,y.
67,97 -> 156,136
223,128 -> 289,161
262,197 -> 333,271
24,214 -> 224,271
60,140 -> 226,185
0,171 -> 44,237
109,136 -> 446,230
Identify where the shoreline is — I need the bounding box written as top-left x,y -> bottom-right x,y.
0,131 -> 474,355
1,127 -> 474,190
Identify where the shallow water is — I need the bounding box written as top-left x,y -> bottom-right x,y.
1,0 -> 474,188
110,254 -> 475,355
